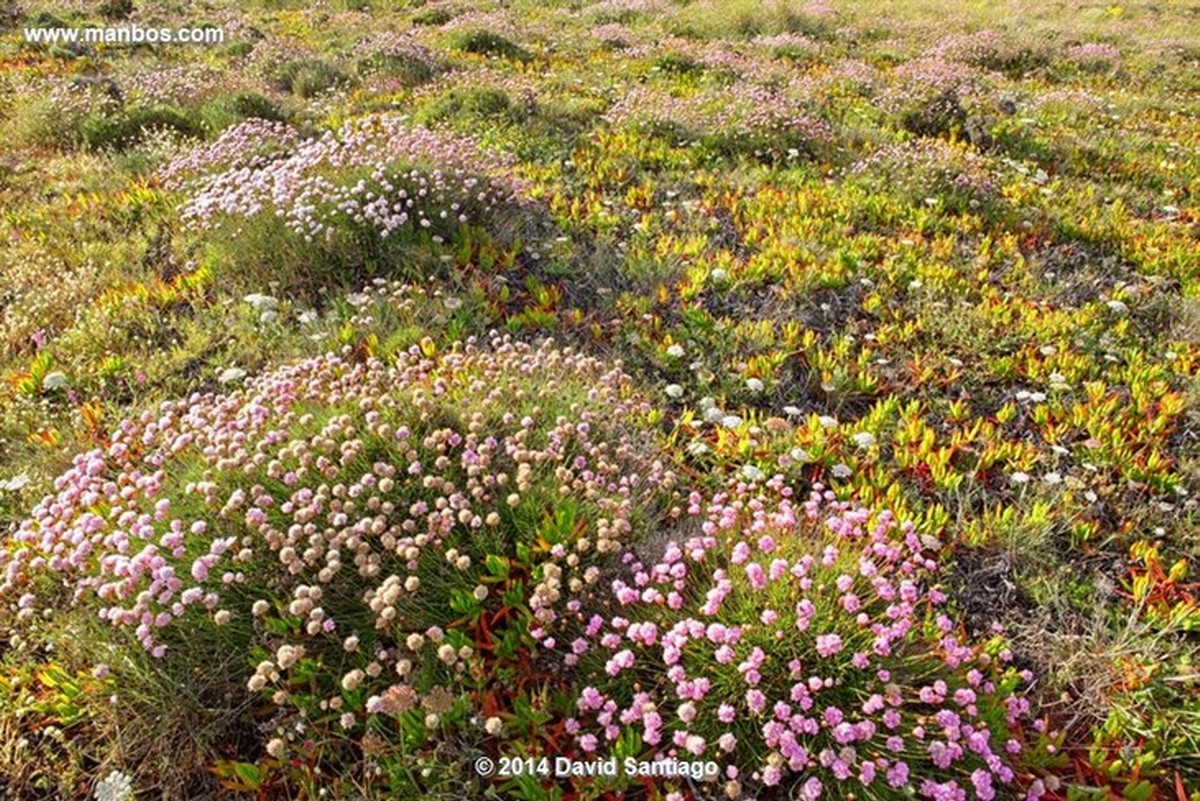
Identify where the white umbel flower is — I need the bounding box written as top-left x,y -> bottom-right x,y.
94,770 -> 134,801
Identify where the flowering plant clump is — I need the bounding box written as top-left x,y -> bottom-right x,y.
849,139 -> 1004,214
604,84 -> 832,160
162,114 -> 532,290
157,118 -> 309,190
352,31 -> 444,85
177,114 -> 527,240
1062,43 -> 1122,72
926,30 -> 1047,75
0,334 -> 676,772
558,479 -> 1042,800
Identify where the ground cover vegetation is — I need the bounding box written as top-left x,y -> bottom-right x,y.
0,0 -> 1197,799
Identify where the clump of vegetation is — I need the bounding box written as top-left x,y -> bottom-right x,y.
273,57 -> 352,98
1,334 -> 676,796
452,29 -> 532,62
164,115 -> 531,295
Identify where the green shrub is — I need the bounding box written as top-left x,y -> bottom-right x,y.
416,86 -> 514,126
273,58 -> 351,98
198,92 -> 287,132
81,105 -> 203,151
412,7 -> 453,26
453,29 -> 532,63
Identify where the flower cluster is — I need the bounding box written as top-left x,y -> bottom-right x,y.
175,114 -> 528,244
604,84 -> 832,157
1,332 -> 676,741
926,30 -> 1040,73
157,118 -> 308,189
1063,42 -> 1121,71
850,139 -> 1003,212
118,64 -> 233,107
352,31 -> 443,84
559,479 -> 1041,799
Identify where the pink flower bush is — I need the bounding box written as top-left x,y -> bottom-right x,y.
157,118 -> 308,189
556,478 -> 1042,798
171,114 -> 530,247
1,333 -> 676,746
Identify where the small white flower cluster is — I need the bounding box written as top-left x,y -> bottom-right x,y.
94,770 -> 134,801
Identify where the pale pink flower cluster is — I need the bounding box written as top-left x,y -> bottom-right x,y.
157,118 -> 307,189
175,115 -> 528,243
556,479 -> 1041,799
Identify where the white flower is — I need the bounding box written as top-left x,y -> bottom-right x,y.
218,367 -> 247,385
830,463 -> 852,479
243,293 -> 279,310
721,415 -> 743,429
665,383 -> 684,398
485,716 -> 504,735
703,406 -> 725,423
1042,472 -> 1062,485
741,465 -> 765,482
266,738 -> 286,758
789,447 -> 811,463
687,441 -> 710,456
783,405 -> 802,417
0,473 -> 30,492
346,293 -> 371,307
745,377 -> 764,393
341,669 -> 365,691
818,415 -> 838,428
1009,471 -> 1030,485
851,432 -> 876,448
94,770 -> 134,801
42,371 -> 69,391
1106,299 -> 1128,314
709,268 -> 729,285
666,344 -> 685,358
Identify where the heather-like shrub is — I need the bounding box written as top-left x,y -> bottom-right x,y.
417,86 -> 515,127
881,58 -> 998,139
81,104 -> 205,151
165,114 -> 532,292
5,76 -> 120,148
557,479 -> 1042,799
197,91 -> 287,131
1,334 -> 677,790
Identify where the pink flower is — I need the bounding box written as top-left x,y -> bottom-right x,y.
815,633 -> 843,657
